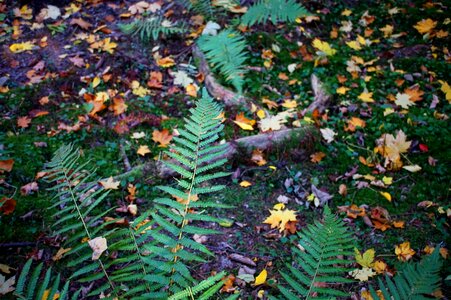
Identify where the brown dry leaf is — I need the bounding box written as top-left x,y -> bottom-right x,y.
221,274 -> 236,293
69,56 -> 85,67
70,18 -> 92,30
20,182 -> 38,195
262,98 -> 279,109
52,247 -> 72,261
251,149 -> 267,166
137,145 -> 151,156
111,97 -> 127,115
17,116 -> 32,128
88,237 -> 107,260
0,160 -> 14,173
395,241 -> 415,261
147,71 -> 163,89
310,152 -> 326,163
100,177 -> 120,190
152,129 -> 173,147
382,130 -> 411,162
346,204 -> 366,218
0,197 -> 16,215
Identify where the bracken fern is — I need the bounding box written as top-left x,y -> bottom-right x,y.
369,247 -> 443,300
241,0 -> 310,27
197,29 -> 248,93
120,16 -> 187,42
277,206 -> 355,299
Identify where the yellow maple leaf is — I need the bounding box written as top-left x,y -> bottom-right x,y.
137,145 -> 151,156
413,18 -> 437,34
346,40 -> 362,50
99,177 -> 120,190
395,241 -> 415,261
157,56 -> 175,68
233,112 -> 255,130
263,205 -> 297,232
379,24 -> 394,38
254,269 -> 267,286
336,86 -> 350,95
9,41 -> 35,53
354,248 -> 375,268
358,91 -> 374,103
438,80 -> 451,103
102,37 -> 117,54
312,38 -> 337,56
281,99 -> 297,108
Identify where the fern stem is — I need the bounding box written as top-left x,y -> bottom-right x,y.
61,160 -> 116,295
128,227 -> 151,293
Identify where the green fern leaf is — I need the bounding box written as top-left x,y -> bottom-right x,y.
278,206 -> 354,299
197,30 -> 248,93
119,16 -> 187,42
241,0 -> 311,27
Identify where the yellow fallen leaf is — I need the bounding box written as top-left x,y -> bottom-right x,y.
413,18 -> 437,34
438,80 -> 451,103
312,38 -> 336,56
92,77 -> 101,88
380,192 -> 392,202
354,248 -> 375,268
137,145 -> 151,156
185,83 -> 198,97
263,205 -> 297,232
382,176 -> 393,185
358,91 -> 374,103
336,86 -> 350,95
52,247 -> 72,261
395,241 -> 415,261
233,112 -> 255,130
346,40 -> 362,50
239,180 -> 252,187
254,269 -> 267,286
256,109 -> 266,119
157,56 -> 175,68
281,99 -> 297,108
9,41 -> 35,53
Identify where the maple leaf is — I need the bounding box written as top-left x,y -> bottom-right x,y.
111,97 -> 127,115
88,237 -> 107,260
0,197 -> 16,215
395,241 -> 415,261
137,145 -> 151,156
373,260 -> 388,274
101,38 -> 117,54
251,149 -> 267,166
382,130 -> 411,162
233,112 -> 255,130
395,92 -> 414,109
413,18 -> 437,34
9,41 -> 34,53
0,159 -> 14,173
310,152 -> 326,163
152,129 -> 173,147
312,38 -> 336,56
239,180 -> 252,187
17,116 -> 31,128
132,81 -> 149,97
100,177 -> 120,190
379,24 -> 394,38
258,110 -> 293,132
336,86 -> 350,95
263,204 -> 297,232
344,117 -> 366,132
404,85 -> 424,102
185,83 -> 198,97
358,91 -> 374,102
0,274 -> 15,296
354,248 -> 375,268
349,267 -> 376,282
320,128 -> 336,143
438,80 -> 451,103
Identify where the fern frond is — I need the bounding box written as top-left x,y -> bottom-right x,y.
177,0 -> 214,19
241,0 -> 311,27
197,30 -> 248,93
278,206 -> 354,299
15,259 -> 76,300
369,248 -> 443,300
120,16 -> 187,42
168,271 -> 226,300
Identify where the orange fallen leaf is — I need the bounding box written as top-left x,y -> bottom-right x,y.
395,241 -> 415,261
0,159 -> 14,173
52,247 -> 72,261
221,274 -> 236,293
152,129 -> 173,147
345,117 -> 366,132
392,220 -> 405,228
17,116 -> 32,128
156,56 -> 175,68
111,97 -> 127,115
0,197 -> 16,215
251,149 -> 267,166
310,152 -> 326,163
233,112 -> 255,130
185,83 -> 198,97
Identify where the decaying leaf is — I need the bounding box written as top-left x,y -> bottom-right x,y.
152,129 -> 173,147
100,177 -> 120,190
88,237 -> 108,260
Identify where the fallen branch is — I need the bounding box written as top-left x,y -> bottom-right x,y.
101,126 -> 315,182
192,46 -> 260,110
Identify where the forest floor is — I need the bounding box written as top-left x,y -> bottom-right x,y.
0,0 -> 450,299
